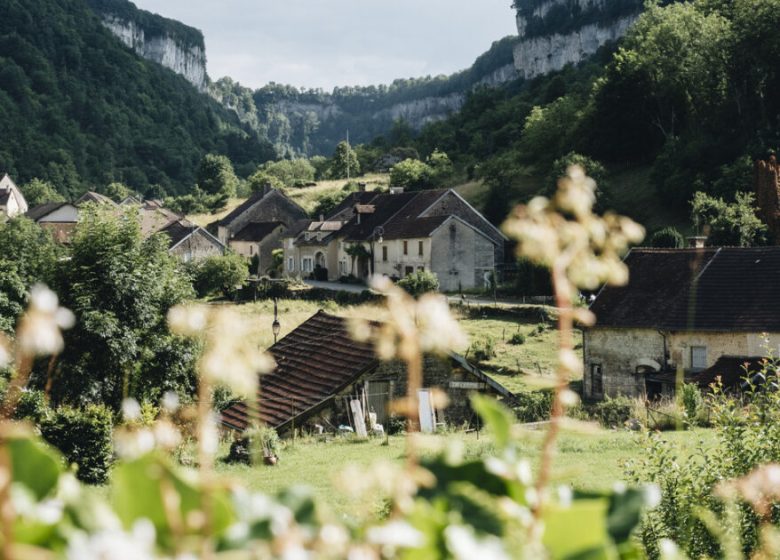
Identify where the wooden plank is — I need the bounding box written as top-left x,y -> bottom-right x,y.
449,381 -> 486,390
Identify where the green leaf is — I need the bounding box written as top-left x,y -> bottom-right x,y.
543,498 -> 614,559
471,394 -> 514,450
8,436 -> 63,500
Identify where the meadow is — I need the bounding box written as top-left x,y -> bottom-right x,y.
213,428 -> 712,518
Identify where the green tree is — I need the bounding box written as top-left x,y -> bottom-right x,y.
197,154 -> 239,198
390,159 -> 434,190
246,170 -> 284,193
0,217 -> 60,287
103,182 -> 131,203
329,141 -> 361,180
259,159 -> 315,187
427,149 -> 454,183
397,270 -> 440,297
650,227 -> 685,248
518,96 -> 582,165
191,253 -> 249,298
691,191 -> 767,247
49,206 -> 197,409
546,153 -> 611,210
21,179 -> 64,207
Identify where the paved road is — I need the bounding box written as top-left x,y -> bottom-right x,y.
304,280 -> 369,294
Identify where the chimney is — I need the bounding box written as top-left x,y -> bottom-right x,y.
319,213 -> 324,222
262,180 -> 272,197
358,182 -> 367,192
389,186 -> 404,195
687,236 -> 707,248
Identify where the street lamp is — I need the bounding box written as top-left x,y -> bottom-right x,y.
272,297 -> 281,344
370,226 -> 384,278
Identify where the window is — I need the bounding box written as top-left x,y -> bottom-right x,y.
418,241 -> 423,256
382,246 -> 388,262
249,245 -> 254,256
338,261 -> 346,275
405,266 -> 414,276
302,257 -> 313,273
691,346 -> 707,371
288,257 -> 294,272
403,241 -> 408,255
417,266 -> 424,272
591,364 -> 603,395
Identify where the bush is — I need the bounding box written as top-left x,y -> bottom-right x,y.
397,270 -> 439,297
14,389 -> 50,424
593,396 -> 634,428
389,159 -> 434,190
469,337 -> 496,363
508,332 -> 526,345
513,390 -> 554,422
40,404 -> 114,484
313,264 -> 328,281
191,253 -> 249,298
680,383 -> 704,425
226,425 -> 281,465
650,227 -> 685,248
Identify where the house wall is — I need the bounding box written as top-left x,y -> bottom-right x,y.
229,227 -> 285,274
170,230 -> 224,262
430,219 -> 495,292
219,191 -> 307,244
421,191 -> 505,265
372,238 -> 432,279
583,327 -> 780,400
283,238 -> 339,280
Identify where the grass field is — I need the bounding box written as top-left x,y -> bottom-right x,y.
213,428 -> 712,519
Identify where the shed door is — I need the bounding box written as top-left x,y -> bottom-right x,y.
366,381 -> 390,425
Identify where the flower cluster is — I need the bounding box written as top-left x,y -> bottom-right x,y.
502,165 -> 644,292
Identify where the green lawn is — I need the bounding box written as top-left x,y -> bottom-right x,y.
213,428 -> 712,519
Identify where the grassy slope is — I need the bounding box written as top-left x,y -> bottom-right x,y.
214,429 -> 712,518
187,174 -> 390,227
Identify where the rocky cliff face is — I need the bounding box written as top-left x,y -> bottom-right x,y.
101,16 -> 207,91
512,0 -> 642,79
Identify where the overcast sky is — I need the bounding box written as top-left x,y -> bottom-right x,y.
131,0 -> 517,91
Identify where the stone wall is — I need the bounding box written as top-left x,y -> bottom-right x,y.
756,158 -> 780,244
170,229 -> 223,261
584,326 -> 780,399
430,219 -> 494,292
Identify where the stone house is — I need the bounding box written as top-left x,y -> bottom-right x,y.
0,174 -> 28,219
221,310 -> 512,434
283,219 -> 342,279
282,188 -> 506,290
213,186 -> 308,273
583,247 -> 780,401
228,221 -> 285,274
159,220 -> 225,261
25,202 -> 80,242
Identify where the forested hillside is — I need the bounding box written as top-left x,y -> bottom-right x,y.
0,0 -> 275,198
386,0 -> 780,235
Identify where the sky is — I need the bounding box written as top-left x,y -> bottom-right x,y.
130,0 -> 518,91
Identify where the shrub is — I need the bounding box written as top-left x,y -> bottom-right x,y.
40,404 -> 114,484
226,425 -> 281,465
680,383 -> 704,425
469,337 -> 496,363
513,390 -> 554,422
191,253 -> 249,298
508,332 -> 526,345
650,226 -> 685,248
14,389 -> 50,424
389,159 -> 434,190
593,396 -> 634,428
397,270 -> 439,297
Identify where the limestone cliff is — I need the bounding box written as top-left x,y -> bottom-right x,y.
512,0 -> 643,79
87,0 -> 208,91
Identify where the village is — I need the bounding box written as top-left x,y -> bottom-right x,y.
6,0 -> 780,556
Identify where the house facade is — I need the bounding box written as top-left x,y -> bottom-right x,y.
583,248 -> 780,400
0,174 -> 28,219
282,188 -> 506,290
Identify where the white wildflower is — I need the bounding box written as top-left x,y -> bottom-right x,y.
66,519 -> 156,560
161,391 -> 179,413
121,398 -> 141,422
444,525 -> 510,560
366,521 -> 424,548
644,484 -> 662,509
17,284 -> 74,356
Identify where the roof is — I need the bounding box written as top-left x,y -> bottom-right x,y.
221,311 -> 379,432
26,202 -> 72,221
690,356 -> 767,390
381,215 -> 450,240
159,220 -> 197,247
216,191 -> 266,227
588,248 -> 780,331
220,311 -> 511,432
325,191 -> 378,221
75,191 -> 116,206
231,221 -> 284,242
339,192 -> 418,241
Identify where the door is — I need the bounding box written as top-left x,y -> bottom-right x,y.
418,389 -> 436,433
366,381 -> 390,425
